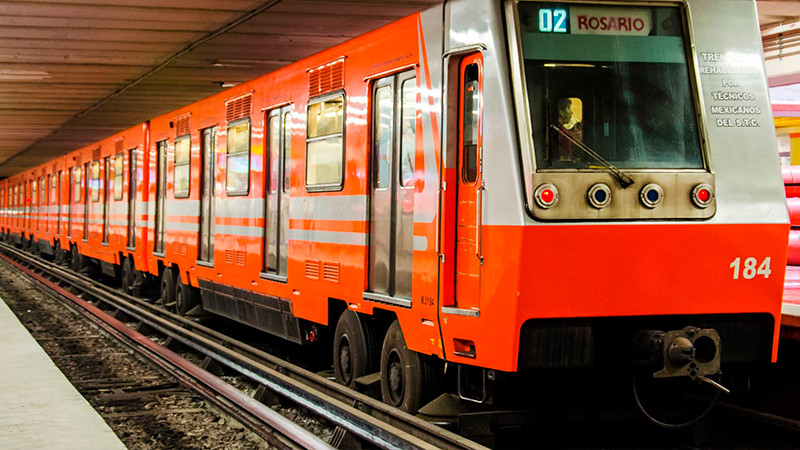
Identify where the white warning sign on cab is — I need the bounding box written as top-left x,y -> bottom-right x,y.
570,6 -> 652,36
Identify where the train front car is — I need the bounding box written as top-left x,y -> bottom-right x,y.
439,0 -> 789,419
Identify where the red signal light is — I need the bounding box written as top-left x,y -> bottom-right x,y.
691,184 -> 714,208
534,183 -> 558,209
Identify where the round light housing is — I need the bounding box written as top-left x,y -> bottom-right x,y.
587,183 -> 611,209
691,184 -> 714,209
534,183 -> 558,209
640,183 -> 664,209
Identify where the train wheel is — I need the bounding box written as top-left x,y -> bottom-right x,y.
380,320 -> 442,414
160,267 -> 176,312
121,258 -> 135,296
175,276 -> 199,316
333,310 -> 378,388
70,247 -> 81,272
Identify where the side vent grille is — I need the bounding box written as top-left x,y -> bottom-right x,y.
323,262 -> 340,283
235,251 -> 246,266
226,94 -> 252,122
115,139 -> 123,154
175,114 -> 191,136
225,250 -> 235,265
305,260 -> 320,279
308,59 -> 344,96
172,242 -> 188,256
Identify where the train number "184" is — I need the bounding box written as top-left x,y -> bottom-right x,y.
730,257 -> 772,280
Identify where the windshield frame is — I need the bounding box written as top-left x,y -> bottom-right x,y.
506,0 -> 712,217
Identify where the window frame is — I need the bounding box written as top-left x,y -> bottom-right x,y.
173,135 -> 191,199
225,118 -> 251,197
305,91 -> 346,192
73,166 -> 82,203
114,152 -> 124,201
91,160 -> 101,202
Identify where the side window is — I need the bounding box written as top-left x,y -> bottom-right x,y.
114,153 -> 124,200
400,79 -> 417,187
174,135 -> 190,198
40,177 -> 46,205
283,111 -> 292,192
74,167 -> 82,203
225,119 -> 250,195
91,161 -> 100,202
31,179 -> 37,207
463,63 -> 480,183
373,85 -> 392,189
50,174 -> 57,204
306,94 -> 344,189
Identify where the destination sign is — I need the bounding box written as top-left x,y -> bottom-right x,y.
537,5 -> 653,37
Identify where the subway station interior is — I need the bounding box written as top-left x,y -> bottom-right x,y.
2,1 -> 800,448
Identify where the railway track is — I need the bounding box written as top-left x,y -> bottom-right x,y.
0,242 -> 484,450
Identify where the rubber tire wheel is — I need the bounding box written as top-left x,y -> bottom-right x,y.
380,320 -> 442,414
121,258 -> 135,295
175,276 -> 199,316
333,311 -> 379,388
160,267 -> 176,312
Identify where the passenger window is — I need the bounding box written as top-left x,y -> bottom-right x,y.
114,153 -> 124,200
91,161 -> 100,202
174,135 -> 191,198
74,167 -> 82,203
50,173 -> 57,204
306,94 -> 344,189
31,180 -> 37,207
400,79 -> 417,187
283,111 -> 292,193
373,85 -> 392,189
225,119 -> 250,195
463,63 -> 480,183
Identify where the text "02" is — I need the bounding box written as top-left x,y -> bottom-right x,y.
730,257 -> 771,280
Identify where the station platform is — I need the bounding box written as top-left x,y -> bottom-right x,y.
0,298 -> 126,450
782,266 -> 800,339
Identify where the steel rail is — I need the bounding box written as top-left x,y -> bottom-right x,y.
0,242 -> 485,450
0,246 -> 329,450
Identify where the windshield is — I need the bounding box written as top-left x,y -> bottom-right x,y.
519,3 -> 704,170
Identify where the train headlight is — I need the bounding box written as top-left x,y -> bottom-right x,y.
587,183 -> 611,209
534,183 -> 558,209
691,184 -> 714,209
640,183 -> 664,209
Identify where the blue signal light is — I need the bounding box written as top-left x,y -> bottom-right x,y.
594,189 -> 607,203
539,8 -> 568,33
646,189 -> 659,203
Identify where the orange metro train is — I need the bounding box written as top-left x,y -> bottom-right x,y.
0,0 -> 790,418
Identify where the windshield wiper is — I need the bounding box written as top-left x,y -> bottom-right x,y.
550,125 -> 634,188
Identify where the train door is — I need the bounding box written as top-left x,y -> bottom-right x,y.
367,70 -> 416,302
263,107 -> 291,278
83,163 -> 89,240
127,149 -> 136,248
198,128 -> 216,262
44,176 -> 49,233
454,54 -> 483,312
31,179 -> 37,233
102,157 -> 110,244
68,168 -> 75,237
56,171 -> 62,236
154,140 -> 167,254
